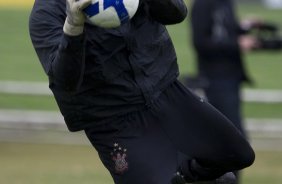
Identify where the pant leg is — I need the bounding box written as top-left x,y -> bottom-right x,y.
151,80 -> 255,181
84,109 -> 186,184
204,78 -> 246,183
204,78 -> 246,136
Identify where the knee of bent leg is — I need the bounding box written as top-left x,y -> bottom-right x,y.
232,145 -> 255,169
242,147 -> 256,167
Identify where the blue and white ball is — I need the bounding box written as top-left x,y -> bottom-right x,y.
83,0 -> 139,28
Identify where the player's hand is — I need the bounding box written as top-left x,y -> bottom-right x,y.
239,35 -> 260,52
63,0 -> 92,36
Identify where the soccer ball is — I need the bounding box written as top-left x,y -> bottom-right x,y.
83,0 -> 139,28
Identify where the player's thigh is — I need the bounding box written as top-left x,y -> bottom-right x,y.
84,111 -> 182,184
157,81 -> 253,164
205,79 -> 242,128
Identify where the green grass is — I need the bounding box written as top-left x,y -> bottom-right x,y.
242,149 -> 282,184
0,8 -> 47,81
0,142 -> 112,184
0,142 -> 281,184
244,52 -> 282,89
243,102 -> 282,118
0,93 -> 58,110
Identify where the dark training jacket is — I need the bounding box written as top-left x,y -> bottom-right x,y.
29,0 -> 187,131
191,0 -> 249,81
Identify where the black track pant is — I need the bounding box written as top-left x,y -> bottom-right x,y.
84,80 -> 255,184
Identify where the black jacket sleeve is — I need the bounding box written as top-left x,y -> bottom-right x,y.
145,0 -> 188,24
29,2 -> 85,92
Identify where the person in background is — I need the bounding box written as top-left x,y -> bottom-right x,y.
191,0 -> 259,183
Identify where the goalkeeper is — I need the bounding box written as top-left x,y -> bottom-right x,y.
29,0 -> 255,183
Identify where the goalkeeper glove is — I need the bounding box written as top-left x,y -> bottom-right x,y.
63,0 -> 92,36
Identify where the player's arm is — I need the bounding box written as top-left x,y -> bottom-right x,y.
144,0 -> 188,25
29,0 -> 91,92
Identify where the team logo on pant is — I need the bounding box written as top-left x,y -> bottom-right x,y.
111,142 -> 128,174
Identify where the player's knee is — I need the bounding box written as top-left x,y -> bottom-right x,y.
240,147 -> 255,168
232,146 -> 255,169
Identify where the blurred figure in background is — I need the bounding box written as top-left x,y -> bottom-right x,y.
190,0 -> 259,183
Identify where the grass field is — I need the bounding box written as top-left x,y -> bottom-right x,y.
0,0 -> 33,7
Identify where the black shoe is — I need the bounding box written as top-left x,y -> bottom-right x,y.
171,172 -> 236,184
